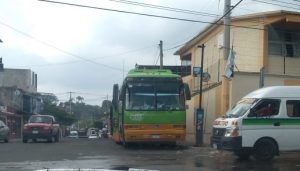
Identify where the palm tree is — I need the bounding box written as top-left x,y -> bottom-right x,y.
76,96 -> 84,103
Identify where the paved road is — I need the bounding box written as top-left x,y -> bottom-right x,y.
1,138 -> 300,171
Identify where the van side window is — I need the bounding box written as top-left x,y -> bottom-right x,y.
251,99 -> 280,117
286,100 -> 300,117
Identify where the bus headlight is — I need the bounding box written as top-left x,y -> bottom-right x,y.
225,127 -> 239,137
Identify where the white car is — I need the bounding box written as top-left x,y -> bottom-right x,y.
88,130 -> 98,139
68,131 -> 78,138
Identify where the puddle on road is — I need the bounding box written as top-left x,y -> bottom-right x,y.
110,165 -> 131,170
192,149 -> 300,171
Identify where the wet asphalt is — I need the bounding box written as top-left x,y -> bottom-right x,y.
0,138 -> 300,171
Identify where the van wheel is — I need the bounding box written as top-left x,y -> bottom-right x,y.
253,138 -> 276,161
234,148 -> 251,160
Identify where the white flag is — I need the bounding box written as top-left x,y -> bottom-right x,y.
224,49 -> 235,78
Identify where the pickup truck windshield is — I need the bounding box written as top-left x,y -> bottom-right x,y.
224,98 -> 257,118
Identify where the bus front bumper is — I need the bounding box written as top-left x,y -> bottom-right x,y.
124,129 -> 185,142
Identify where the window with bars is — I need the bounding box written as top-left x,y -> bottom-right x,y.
268,27 -> 300,58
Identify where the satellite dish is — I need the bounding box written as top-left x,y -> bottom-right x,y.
202,72 -> 211,82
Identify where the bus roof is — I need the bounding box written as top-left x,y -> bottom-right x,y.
244,86 -> 300,99
126,69 -> 180,78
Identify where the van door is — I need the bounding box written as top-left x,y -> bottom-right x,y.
242,99 -> 283,148
281,99 -> 300,150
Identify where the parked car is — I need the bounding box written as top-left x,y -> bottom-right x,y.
22,115 -> 60,143
0,120 -> 9,143
68,130 -> 79,138
86,128 -> 98,137
88,130 -> 98,139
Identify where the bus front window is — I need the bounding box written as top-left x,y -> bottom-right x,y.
156,83 -> 184,110
126,84 -> 155,110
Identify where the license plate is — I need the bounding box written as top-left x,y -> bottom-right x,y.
152,135 -> 160,139
32,130 -> 39,134
213,143 -> 218,149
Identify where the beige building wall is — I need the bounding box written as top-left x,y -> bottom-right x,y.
202,86 -> 219,145
185,94 -> 196,145
268,55 -> 300,76
179,12 -> 300,145
231,73 -> 300,107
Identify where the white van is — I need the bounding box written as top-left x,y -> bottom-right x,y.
211,86 -> 300,161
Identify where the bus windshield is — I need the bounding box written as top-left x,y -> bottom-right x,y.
125,79 -> 185,111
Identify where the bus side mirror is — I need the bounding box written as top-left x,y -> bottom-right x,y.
119,85 -> 125,101
184,83 -> 191,100
112,84 -> 119,108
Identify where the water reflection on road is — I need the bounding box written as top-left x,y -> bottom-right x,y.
1,139 -> 300,171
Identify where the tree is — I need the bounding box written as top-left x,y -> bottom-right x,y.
41,104 -> 76,125
93,120 -> 103,129
101,100 -> 112,113
40,93 -> 58,105
76,96 -> 84,103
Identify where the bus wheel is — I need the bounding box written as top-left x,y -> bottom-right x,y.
234,148 -> 251,160
253,138 -> 276,161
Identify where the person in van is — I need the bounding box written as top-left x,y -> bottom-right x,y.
252,100 -> 280,117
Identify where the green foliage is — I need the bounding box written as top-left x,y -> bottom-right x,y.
101,100 -> 112,113
41,104 -> 76,125
93,120 -> 103,129
76,96 -> 84,103
40,93 -> 58,105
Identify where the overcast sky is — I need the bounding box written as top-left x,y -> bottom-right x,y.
0,0 -> 289,105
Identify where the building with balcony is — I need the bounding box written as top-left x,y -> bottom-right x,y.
174,10 -> 300,145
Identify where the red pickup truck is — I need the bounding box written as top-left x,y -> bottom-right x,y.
22,115 -> 60,143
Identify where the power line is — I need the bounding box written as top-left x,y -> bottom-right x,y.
167,0 -> 245,53
153,45 -> 160,65
38,0 -> 264,31
270,0 -> 300,7
213,0 -> 244,25
253,0 -> 300,10
12,45 -> 155,68
107,0 -> 220,17
0,20 -> 123,71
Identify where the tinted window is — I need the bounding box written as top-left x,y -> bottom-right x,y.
249,99 -> 281,117
286,100 -> 300,117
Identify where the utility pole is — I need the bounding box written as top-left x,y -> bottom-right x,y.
221,0 -> 231,114
69,92 -> 73,114
198,44 -> 205,109
195,44 -> 205,147
159,40 -> 163,69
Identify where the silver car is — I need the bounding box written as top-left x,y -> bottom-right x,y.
0,120 -> 9,143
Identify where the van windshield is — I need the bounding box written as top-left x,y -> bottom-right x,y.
224,98 -> 257,118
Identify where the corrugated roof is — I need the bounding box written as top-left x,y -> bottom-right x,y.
174,10 -> 300,56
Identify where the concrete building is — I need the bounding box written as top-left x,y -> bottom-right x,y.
174,11 -> 300,145
0,58 -> 41,138
0,59 -> 37,93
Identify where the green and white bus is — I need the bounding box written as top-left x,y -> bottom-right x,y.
110,69 -> 191,146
